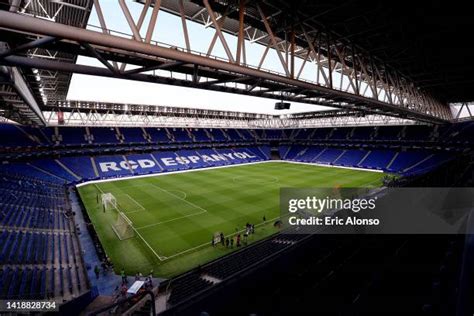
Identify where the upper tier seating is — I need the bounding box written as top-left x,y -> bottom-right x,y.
1,123 -> 472,151
376,126 -> 402,141
265,129 -> 287,139
225,129 -> 245,141
236,129 -> 255,141
312,128 -> 332,140
404,125 -> 433,140
146,128 -> 171,143
170,128 -> 193,143
191,129 -> 212,142
329,128 -> 350,140
89,128 -> 119,144
350,127 -> 374,140
120,128 -> 147,144
206,129 -> 228,142
57,127 -> 88,145
0,124 -> 38,147
294,129 -> 314,140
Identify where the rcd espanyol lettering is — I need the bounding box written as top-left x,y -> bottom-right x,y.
99,159 -> 155,172
98,151 -> 257,172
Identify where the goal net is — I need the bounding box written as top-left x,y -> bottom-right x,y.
101,193 -> 117,210
111,211 -> 135,240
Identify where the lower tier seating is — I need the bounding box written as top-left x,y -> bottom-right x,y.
0,173 -> 88,302
285,146 -> 452,175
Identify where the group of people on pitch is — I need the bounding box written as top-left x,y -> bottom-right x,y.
212,222 -> 257,249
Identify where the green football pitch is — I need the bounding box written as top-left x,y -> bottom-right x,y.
77,161 -> 385,278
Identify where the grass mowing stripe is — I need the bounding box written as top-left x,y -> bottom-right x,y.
125,193 -> 146,210
78,161 -> 386,278
164,215 -> 282,260
135,210 -> 207,230
150,183 -> 209,213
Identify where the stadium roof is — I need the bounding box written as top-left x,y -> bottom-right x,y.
0,0 -> 471,126
158,0 -> 473,104
261,0 -> 473,104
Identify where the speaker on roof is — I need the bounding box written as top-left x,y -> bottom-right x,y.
275,102 -> 291,110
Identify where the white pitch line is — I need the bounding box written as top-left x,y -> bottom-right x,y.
150,183 -> 208,213
132,226 -> 168,261
135,210 -> 207,230
164,215 -> 282,260
124,209 -> 143,214
166,190 -> 187,200
94,183 -> 104,194
125,193 -> 146,211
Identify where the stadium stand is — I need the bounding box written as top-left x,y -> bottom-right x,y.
120,128 -> 148,144
89,127 -> 120,144
170,128 -> 193,143
191,128 -> 212,142
0,124 -> 38,148
57,127 -> 88,146
2,1 -> 474,314
359,150 -> 395,170
145,128 -> 171,143
0,172 -> 88,301
206,128 -> 228,142
0,122 -> 468,182
0,122 -> 469,313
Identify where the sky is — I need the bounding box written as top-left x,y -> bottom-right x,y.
67,0 -> 335,115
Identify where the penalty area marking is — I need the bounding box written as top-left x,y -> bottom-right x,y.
135,210 -> 207,230
164,190 -> 187,200
94,184 -> 168,261
133,184 -> 208,230
125,194 -> 146,211
163,215 -> 282,261
150,183 -> 207,213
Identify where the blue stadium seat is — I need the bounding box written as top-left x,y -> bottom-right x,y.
120,127 -> 147,144
206,129 -> 228,142
360,150 -> 395,170
90,127 -> 119,144
314,148 -> 344,164
57,127 -> 88,145
170,128 -> 193,143
146,128 -> 171,143
0,124 -> 38,147
334,150 -> 367,166
191,129 -> 212,142
30,159 -> 78,182
59,156 -> 97,180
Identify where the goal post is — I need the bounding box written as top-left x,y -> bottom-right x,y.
111,211 -> 135,240
101,192 -> 117,211
98,192 -> 165,260
100,192 -> 134,240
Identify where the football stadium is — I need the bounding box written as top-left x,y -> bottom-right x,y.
0,0 -> 473,315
